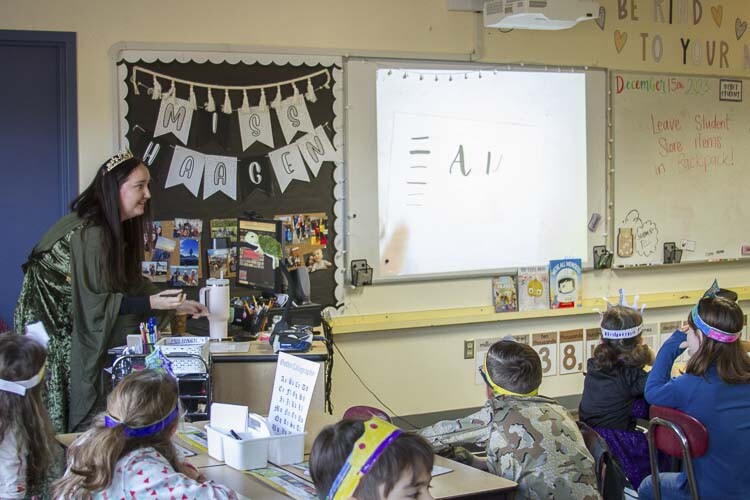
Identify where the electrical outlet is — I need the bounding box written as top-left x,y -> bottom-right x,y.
464,340 -> 475,359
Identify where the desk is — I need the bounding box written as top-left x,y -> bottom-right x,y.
211,341 -> 328,415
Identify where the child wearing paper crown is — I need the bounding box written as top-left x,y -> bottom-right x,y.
0,332 -> 59,498
638,281 -> 750,500
52,369 -> 238,499
419,340 -> 600,500
310,417 -> 434,500
578,289 -> 654,489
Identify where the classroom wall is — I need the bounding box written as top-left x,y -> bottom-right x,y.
3,0 -> 750,415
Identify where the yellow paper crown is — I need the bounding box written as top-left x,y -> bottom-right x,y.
482,353 -> 538,397
327,417 -> 403,500
104,150 -> 134,173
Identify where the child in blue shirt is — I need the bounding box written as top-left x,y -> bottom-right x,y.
638,283 -> 750,500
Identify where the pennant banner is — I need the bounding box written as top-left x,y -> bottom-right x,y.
154,97 -> 194,145
297,126 -> 341,177
239,156 -> 274,197
166,146 -> 205,197
238,105 -> 274,151
203,154 -> 238,200
268,143 -> 310,193
277,96 -> 315,144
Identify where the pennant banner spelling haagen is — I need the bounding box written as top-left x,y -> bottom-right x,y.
268,142 -> 310,193
203,154 -> 238,200
239,156 -> 274,197
297,126 -> 342,177
166,146 -> 205,197
277,95 -> 315,144
238,105 -> 274,151
154,97 -> 194,145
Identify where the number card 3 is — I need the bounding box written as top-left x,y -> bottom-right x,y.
559,329 -> 584,375
532,332 -> 558,377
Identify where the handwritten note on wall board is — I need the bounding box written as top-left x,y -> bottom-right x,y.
613,72 -> 750,265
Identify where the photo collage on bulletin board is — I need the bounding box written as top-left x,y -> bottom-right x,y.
121,56 -> 342,306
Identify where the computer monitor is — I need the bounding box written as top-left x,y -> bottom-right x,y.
236,218 -> 283,292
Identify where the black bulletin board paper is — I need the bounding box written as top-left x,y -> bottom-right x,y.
120,58 -> 341,307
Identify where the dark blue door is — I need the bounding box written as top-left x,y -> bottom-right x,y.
0,31 -> 77,329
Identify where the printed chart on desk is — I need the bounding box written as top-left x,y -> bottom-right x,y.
376,69 -> 591,279
612,71 -> 750,265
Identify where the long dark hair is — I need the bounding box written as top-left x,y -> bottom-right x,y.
686,297 -> 750,384
52,370 -> 181,497
593,306 -> 653,371
71,156 -> 151,291
0,333 -> 56,495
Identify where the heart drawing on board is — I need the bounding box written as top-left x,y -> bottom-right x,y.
736,17 -> 747,40
595,6 -> 606,30
711,5 -> 723,27
614,30 -> 628,53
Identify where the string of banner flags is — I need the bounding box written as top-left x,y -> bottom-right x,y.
130,65 -> 342,197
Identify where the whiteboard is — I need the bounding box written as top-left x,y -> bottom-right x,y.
612,71 -> 750,266
345,58 -> 607,282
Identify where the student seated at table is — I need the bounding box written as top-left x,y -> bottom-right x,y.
638,281 -> 750,500
310,416 -> 434,500
0,332 -> 60,498
579,290 -> 654,489
419,339 -> 601,500
52,369 -> 237,499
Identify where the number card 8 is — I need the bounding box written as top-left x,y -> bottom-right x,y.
559,329 -> 584,375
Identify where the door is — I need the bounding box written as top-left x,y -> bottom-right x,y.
0,30 -> 77,328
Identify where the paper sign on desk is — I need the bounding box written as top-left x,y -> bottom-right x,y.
268,352 -> 320,435
211,402 -> 249,432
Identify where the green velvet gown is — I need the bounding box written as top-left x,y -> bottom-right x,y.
14,213 -> 164,433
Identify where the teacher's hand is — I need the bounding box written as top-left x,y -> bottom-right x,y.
150,290 -> 186,310
176,299 -> 210,319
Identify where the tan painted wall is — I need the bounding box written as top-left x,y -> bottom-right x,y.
3,0 -> 750,415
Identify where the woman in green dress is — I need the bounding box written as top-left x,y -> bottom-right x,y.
14,151 -> 207,433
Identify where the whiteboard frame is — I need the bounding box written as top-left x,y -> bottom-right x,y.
345,58 -> 608,283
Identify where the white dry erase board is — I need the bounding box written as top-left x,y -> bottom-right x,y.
612,71 -> 750,266
345,58 -> 607,282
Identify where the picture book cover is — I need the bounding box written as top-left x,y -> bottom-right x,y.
492,274 -> 518,313
518,266 -> 550,311
549,258 -> 583,309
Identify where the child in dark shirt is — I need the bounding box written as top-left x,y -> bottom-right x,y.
579,289 -> 653,488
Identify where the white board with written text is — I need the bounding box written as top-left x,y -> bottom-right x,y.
613,71 -> 750,266
346,59 -> 607,282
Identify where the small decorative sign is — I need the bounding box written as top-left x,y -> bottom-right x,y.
719,79 -> 742,102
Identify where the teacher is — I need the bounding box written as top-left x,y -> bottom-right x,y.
14,151 -> 208,432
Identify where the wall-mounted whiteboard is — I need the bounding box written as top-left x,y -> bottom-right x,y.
612,71 -> 750,266
346,58 -> 606,282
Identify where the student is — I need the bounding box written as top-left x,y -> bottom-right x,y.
310,417 -> 434,500
0,333 -> 59,498
420,339 -> 600,500
53,369 -> 237,499
579,290 -> 653,488
638,281 -> 750,500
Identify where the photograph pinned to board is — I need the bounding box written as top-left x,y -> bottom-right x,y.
169,266 -> 199,287
275,213 -> 330,271
206,248 -> 230,279
549,259 -> 583,309
179,238 -> 200,267
517,266 -> 550,312
173,218 -> 203,238
210,218 -> 238,242
152,236 -> 177,262
141,261 -> 168,282
492,274 -> 518,313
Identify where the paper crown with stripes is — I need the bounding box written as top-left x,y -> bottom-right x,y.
600,288 -> 646,339
691,279 -> 741,344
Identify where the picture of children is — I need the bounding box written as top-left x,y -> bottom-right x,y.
308,248 -> 332,272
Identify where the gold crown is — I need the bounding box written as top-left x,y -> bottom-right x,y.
104,150 -> 134,173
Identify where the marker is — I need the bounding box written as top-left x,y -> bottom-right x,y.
229,429 -> 242,440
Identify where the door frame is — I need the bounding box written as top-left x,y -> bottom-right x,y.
0,30 -> 78,209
